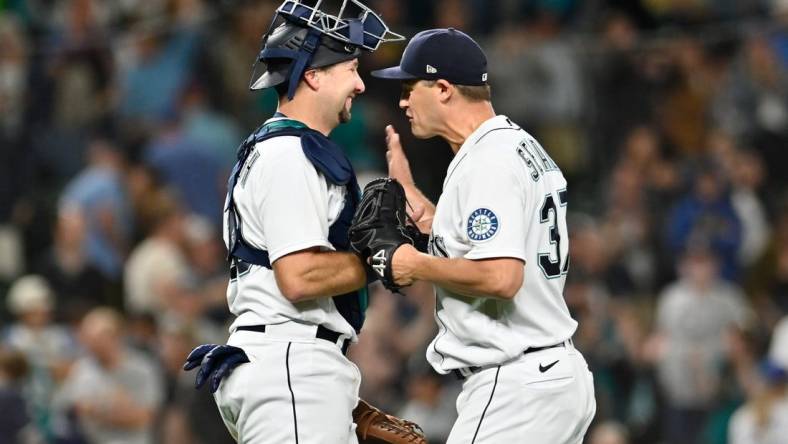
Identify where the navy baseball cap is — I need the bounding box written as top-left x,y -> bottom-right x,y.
371,28 -> 488,86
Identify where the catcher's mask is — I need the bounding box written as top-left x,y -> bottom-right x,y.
250,0 -> 404,100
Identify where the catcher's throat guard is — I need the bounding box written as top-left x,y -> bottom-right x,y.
250,0 -> 404,99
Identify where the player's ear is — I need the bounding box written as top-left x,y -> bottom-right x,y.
435,79 -> 454,104
303,68 -> 321,91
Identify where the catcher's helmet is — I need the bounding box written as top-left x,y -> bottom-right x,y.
251,0 -> 403,100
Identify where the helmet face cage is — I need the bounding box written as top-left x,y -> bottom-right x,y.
276,0 -> 404,51
249,0 -> 403,95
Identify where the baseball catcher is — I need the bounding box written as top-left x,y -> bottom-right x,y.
182,0 -> 431,440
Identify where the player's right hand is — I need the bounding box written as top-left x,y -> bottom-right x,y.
390,243 -> 419,287
183,344 -> 250,393
385,125 -> 433,232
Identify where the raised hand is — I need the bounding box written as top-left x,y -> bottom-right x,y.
385,125 -> 415,186
385,125 -> 435,233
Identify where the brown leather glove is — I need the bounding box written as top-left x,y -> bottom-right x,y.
353,399 -> 428,443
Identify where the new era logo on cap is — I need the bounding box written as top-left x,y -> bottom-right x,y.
482,73 -> 488,82
426,64 -> 437,74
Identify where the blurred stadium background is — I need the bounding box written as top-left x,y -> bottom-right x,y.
1,0 -> 788,443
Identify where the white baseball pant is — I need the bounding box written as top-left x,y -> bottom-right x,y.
447,341 -> 596,443
213,322 -> 360,444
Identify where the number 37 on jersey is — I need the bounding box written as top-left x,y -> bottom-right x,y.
517,137 -> 570,280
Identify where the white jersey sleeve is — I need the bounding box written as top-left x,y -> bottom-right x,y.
455,159 -> 527,262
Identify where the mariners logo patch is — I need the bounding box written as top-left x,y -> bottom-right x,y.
467,208 -> 499,241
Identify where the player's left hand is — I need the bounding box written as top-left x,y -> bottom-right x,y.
183,344 -> 250,393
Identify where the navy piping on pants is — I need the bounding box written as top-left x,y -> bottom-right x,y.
286,342 -> 299,444
471,365 -> 501,444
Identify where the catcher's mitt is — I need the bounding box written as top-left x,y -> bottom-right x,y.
354,399 -> 427,444
349,178 -> 426,291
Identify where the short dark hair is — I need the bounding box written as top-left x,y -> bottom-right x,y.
421,80 -> 491,102
455,84 -> 491,102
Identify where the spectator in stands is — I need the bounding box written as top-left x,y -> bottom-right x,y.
728,315 -> 788,444
350,282 -> 437,412
116,14 -> 201,128
602,160 -> 656,295
3,274 -> 75,441
763,203 -> 788,316
397,364 -> 458,443
3,274 -> 75,374
707,132 -> 771,271
0,14 -> 34,282
205,0 -> 280,130
59,136 -> 133,281
46,0 -> 114,131
54,307 -> 163,444
143,112 -> 224,225
667,163 -> 742,281
486,5 -> 586,175
180,84 -> 242,170
652,245 -> 752,444
712,35 -> 788,179
587,12 -> 653,168
0,347 -> 37,444
36,206 -> 112,322
0,14 -> 29,137
183,215 -> 229,326
156,323 -> 234,444
124,191 -> 198,325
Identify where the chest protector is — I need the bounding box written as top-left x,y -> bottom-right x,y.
225,117 -> 367,332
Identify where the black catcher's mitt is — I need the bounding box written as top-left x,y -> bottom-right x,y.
349,178 -> 426,291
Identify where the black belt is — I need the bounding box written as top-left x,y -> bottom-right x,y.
524,338 -> 571,355
229,260 -> 252,279
452,339 -> 571,380
236,324 -> 351,355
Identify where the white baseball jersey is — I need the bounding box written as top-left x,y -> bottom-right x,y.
426,115 -> 578,373
426,115 -> 595,444
222,116 -> 357,340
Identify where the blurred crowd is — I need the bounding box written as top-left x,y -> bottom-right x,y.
2,0 -> 788,443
